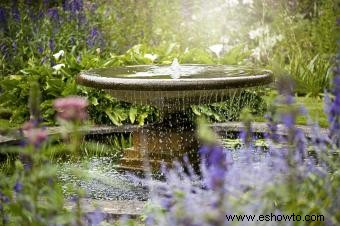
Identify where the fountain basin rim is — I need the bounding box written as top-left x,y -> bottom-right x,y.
77,65 -> 273,91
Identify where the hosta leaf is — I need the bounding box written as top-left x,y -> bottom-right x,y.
0,78 -> 20,90
45,78 -> 65,97
191,106 -> 201,116
61,81 -> 77,96
90,97 -> 99,106
114,107 -> 128,121
105,109 -> 122,126
138,112 -> 149,126
129,106 -> 138,123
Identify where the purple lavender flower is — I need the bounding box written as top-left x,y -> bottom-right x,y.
70,195 -> 79,203
90,27 -> 99,38
160,196 -> 173,210
327,75 -> 340,147
85,209 -> 104,226
293,128 -> 307,163
49,39 -> 55,52
62,0 -> 67,10
264,113 -> 280,142
145,215 -> 155,226
50,58 -> 56,67
81,13 -> 88,24
0,193 -> 9,204
87,2 -> 98,13
281,112 -> 295,129
38,46 -> 44,54
11,7 -> 20,21
0,44 -> 9,58
205,166 -> 226,190
0,7 -> 6,24
13,182 -> 23,193
43,0 -> 50,7
199,145 -> 230,190
47,7 -> 59,22
240,123 -> 253,147
65,0 -> 84,13
87,27 -> 100,48
199,145 -> 226,168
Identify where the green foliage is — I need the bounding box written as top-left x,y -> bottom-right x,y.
271,0 -> 337,95
0,142 -> 74,225
191,90 -> 267,122
0,48 -> 159,127
81,135 -> 131,158
285,54 -> 333,96
0,0 -> 337,127
263,153 -> 340,226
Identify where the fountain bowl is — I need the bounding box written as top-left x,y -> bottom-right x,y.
77,65 -> 273,112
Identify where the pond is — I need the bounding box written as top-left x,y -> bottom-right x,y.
57,131 -> 269,202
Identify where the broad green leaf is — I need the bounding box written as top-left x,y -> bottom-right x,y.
137,112 -> 149,126
90,97 -> 99,106
129,106 -> 138,123
105,109 -> 122,126
191,106 -> 201,116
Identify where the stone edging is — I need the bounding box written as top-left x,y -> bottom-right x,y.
64,199 -> 145,220
0,122 -> 329,145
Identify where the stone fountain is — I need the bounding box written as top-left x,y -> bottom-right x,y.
77,62 -> 272,170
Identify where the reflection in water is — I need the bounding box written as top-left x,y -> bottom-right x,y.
91,64 -> 265,79
134,64 -> 205,79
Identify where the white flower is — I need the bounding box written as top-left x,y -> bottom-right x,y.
52,63 -> 65,71
262,34 -> 283,49
144,53 -> 158,62
248,26 -> 269,39
53,50 -> 64,60
251,47 -> 261,61
208,44 -> 224,58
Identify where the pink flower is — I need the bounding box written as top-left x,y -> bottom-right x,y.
53,96 -> 88,122
21,121 -> 48,147
21,120 -> 36,131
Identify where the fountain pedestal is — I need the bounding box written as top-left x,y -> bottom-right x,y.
119,114 -> 199,171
